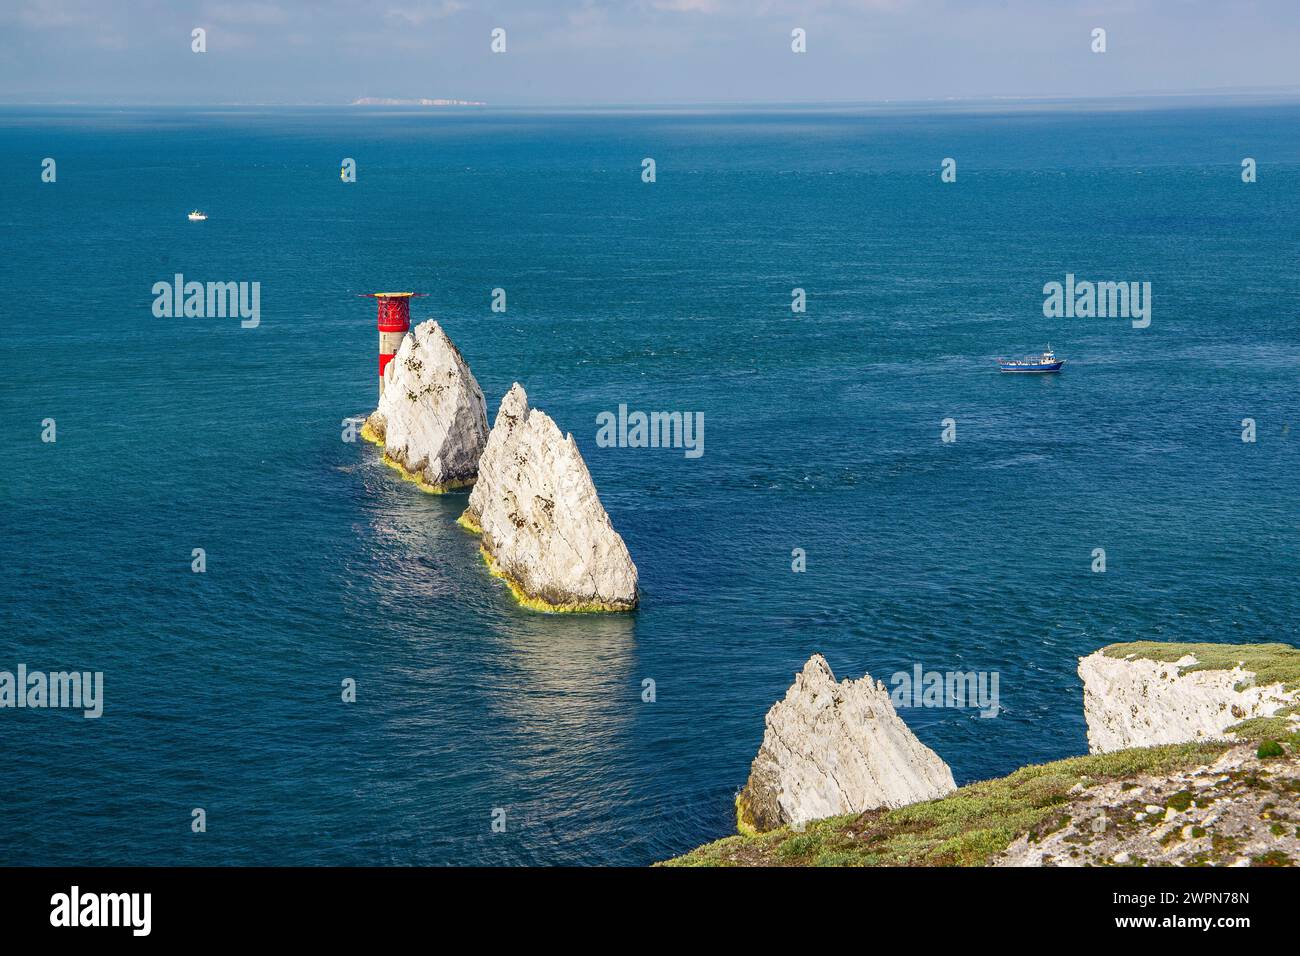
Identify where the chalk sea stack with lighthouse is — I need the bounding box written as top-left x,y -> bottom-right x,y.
362,317 -> 490,494
356,294 -> 638,613
358,291 -> 487,492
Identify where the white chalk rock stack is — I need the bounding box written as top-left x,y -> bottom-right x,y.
737,655 -> 956,833
459,383 -> 638,612
362,320 -> 489,492
1079,643 -> 1300,754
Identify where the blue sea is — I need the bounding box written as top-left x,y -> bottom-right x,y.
1,102 -> 1297,865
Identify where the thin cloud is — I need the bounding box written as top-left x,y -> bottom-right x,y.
649,0 -> 721,13
383,1 -> 465,25
202,2 -> 290,25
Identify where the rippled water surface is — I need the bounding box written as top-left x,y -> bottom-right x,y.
1,104 -> 1298,864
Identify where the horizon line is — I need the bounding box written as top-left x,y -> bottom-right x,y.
5,85 -> 1300,111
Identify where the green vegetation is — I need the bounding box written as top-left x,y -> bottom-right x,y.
1101,642 -> 1300,694
1228,716 -> 1300,744
661,742 -> 1228,867
1258,739 -> 1286,759
1251,850 -> 1293,867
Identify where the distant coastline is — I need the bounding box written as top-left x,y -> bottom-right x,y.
350,97 -> 486,107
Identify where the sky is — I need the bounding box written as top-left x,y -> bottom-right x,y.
1,0 -> 1299,106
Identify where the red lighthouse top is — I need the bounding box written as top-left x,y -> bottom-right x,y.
362,292 -> 426,332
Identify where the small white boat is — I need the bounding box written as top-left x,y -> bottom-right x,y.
998,346 -> 1065,373
187,210 -> 207,221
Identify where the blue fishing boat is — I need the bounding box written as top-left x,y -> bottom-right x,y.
998,346 -> 1064,373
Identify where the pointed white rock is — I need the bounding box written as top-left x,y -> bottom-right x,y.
460,383 -> 638,611
737,655 -> 956,833
362,320 -> 489,491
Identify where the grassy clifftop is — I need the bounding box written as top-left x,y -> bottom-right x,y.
663,743 -> 1229,866
1101,641 -> 1300,687
663,734 -> 1300,867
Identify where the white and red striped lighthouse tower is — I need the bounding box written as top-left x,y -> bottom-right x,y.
362,292 -> 426,397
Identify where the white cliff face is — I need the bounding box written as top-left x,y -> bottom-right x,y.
362,321 -> 489,491
460,383 -> 638,612
738,655 -> 956,833
1079,646 -> 1300,754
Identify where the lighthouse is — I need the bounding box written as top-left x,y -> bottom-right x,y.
362,292 -> 426,397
